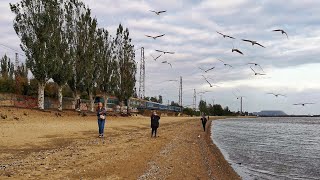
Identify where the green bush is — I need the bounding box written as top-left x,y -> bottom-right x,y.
0,78 -> 15,93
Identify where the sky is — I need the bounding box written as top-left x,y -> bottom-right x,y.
1,0 -> 320,115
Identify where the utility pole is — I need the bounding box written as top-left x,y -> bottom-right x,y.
240,96 -> 243,115
193,89 -> 196,111
178,76 -> 182,106
15,53 -> 19,71
138,47 -> 145,99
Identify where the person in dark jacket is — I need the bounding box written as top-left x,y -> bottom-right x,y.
200,115 -> 207,132
151,111 -> 160,138
96,102 -> 107,138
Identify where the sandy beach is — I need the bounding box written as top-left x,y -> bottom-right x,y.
0,107 -> 240,180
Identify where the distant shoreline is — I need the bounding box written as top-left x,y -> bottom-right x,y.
255,115 -> 320,117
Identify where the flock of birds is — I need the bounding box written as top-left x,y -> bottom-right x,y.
145,9 -> 314,108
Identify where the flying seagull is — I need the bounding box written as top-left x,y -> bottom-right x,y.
205,67 -> 215,73
293,103 -> 315,106
151,54 -> 162,61
216,31 -> 236,39
202,75 -> 213,87
250,66 -> 266,76
150,10 -> 166,15
156,49 -> 175,54
218,59 -> 233,68
242,39 -> 266,48
267,93 -> 286,97
248,63 -> 264,72
199,67 -> 206,72
232,48 -> 244,55
207,77 -> 221,87
162,61 -> 172,68
161,79 -> 178,83
272,29 -> 288,39
145,34 -> 165,40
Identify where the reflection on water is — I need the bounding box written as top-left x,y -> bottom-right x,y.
211,118 -> 320,180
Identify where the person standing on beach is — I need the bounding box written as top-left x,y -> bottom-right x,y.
200,115 -> 207,132
96,102 -> 107,138
151,111 -> 160,138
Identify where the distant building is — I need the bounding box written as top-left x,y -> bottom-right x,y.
252,110 -> 287,116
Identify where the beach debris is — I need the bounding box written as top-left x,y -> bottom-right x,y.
78,112 -> 87,117
197,135 -> 200,138
55,112 -> 62,117
1,113 -> 7,119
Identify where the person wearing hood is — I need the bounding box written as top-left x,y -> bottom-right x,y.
200,114 -> 207,132
151,111 -> 160,138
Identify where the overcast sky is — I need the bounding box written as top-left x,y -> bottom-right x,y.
1,0 -> 320,115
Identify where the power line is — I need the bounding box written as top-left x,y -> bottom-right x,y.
0,43 -> 26,57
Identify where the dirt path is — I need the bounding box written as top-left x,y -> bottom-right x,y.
0,107 -> 240,179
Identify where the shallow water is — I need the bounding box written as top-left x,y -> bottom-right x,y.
211,117 -> 320,180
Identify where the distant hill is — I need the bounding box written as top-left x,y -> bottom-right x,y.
252,110 -> 287,116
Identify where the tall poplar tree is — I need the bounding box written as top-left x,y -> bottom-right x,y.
113,24 -> 137,113
10,0 -> 61,109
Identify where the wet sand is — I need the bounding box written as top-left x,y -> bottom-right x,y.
0,107 -> 240,179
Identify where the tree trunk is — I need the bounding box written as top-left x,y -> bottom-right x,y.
119,101 -> 123,114
89,92 -> 94,112
58,86 -> 63,111
103,92 -> 108,108
126,99 -> 130,114
38,82 -> 45,110
74,91 -> 80,111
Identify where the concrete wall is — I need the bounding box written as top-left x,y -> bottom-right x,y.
0,93 -> 89,111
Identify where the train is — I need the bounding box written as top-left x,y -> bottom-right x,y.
95,96 -> 182,113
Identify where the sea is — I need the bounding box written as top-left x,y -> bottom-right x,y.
211,117 -> 320,180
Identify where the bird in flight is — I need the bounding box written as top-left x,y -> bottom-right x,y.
156,50 -> 175,54
161,79 -> 178,83
151,54 -> 162,61
250,66 -> 266,75
272,29 -> 288,39
216,31 -> 236,39
293,103 -> 315,106
205,67 -> 215,73
248,63 -> 264,72
242,39 -> 266,48
267,93 -> 286,97
202,75 -> 214,87
232,48 -> 244,55
162,61 -> 172,68
199,67 -> 206,72
145,34 -> 165,40
218,59 -> 233,68
150,10 -> 166,15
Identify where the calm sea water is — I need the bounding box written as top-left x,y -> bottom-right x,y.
211,117 -> 320,180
